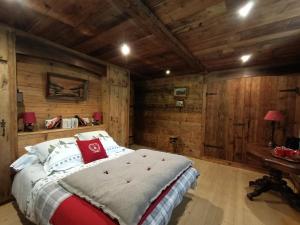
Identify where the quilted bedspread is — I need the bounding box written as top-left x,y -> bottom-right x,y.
59,149 -> 192,225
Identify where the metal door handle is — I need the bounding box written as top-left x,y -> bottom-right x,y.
0,119 -> 6,137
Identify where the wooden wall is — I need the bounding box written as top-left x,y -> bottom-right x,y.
204,75 -> 300,163
106,65 -> 130,147
17,125 -> 106,157
0,28 -> 17,204
16,56 -> 131,147
135,74 -> 203,158
17,55 -> 104,129
129,80 -> 135,145
134,72 -> 300,164
0,27 -> 131,204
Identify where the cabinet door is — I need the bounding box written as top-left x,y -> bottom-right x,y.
0,29 -> 17,204
0,29 -> 8,61
107,66 -> 130,147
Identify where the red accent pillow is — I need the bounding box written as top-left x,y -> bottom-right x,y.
76,139 -> 108,164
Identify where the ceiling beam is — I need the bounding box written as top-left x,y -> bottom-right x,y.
20,0 -> 97,36
109,0 -> 206,72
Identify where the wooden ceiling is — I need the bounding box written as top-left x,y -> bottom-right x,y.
0,0 -> 300,77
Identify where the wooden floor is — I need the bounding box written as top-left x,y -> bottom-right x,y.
1,158 -> 300,225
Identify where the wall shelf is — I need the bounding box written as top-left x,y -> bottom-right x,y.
18,124 -> 106,136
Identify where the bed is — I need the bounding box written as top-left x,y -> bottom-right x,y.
11,130 -> 199,225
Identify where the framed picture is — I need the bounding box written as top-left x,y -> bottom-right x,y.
46,73 -> 88,101
174,87 -> 188,97
176,100 -> 184,108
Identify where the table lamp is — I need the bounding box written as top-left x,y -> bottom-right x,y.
264,110 -> 284,147
23,112 -> 36,132
92,112 -> 102,125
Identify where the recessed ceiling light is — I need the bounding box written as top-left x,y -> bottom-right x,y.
165,69 -> 171,75
238,1 -> 255,18
120,43 -> 130,56
240,54 -> 252,63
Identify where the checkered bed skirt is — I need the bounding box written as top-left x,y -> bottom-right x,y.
34,167 -> 199,225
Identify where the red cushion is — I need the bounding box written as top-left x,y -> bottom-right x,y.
76,139 -> 108,164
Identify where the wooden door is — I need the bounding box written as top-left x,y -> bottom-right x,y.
204,81 -> 227,159
204,75 -> 300,163
225,78 -> 250,162
0,28 -> 17,204
204,79 -> 249,161
107,66 -> 130,147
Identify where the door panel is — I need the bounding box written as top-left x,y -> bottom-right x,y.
204,75 -> 300,163
204,81 -> 226,159
107,66 -> 130,147
204,79 -> 249,161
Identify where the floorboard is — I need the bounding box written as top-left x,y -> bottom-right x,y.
1,153 -> 300,225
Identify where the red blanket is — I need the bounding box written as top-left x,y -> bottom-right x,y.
50,175 -> 176,225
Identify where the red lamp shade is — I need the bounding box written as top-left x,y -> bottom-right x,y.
264,110 -> 284,122
23,112 -> 37,124
93,112 -> 102,121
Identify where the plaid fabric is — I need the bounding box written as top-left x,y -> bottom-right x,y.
142,167 -> 199,225
35,183 -> 71,225
34,167 -> 199,225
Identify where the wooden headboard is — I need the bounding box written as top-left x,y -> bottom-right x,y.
17,125 -> 106,157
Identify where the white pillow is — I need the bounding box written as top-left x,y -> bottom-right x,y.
10,153 -> 39,172
75,130 -> 111,140
25,137 -> 77,163
75,130 -> 120,153
43,142 -> 83,175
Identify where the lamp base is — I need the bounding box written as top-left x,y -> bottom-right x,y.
92,121 -> 100,125
24,124 -> 34,132
268,141 -> 276,148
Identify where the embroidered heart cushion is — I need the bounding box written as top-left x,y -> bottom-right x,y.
76,139 -> 108,164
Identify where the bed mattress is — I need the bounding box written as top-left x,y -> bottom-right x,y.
12,147 -> 198,225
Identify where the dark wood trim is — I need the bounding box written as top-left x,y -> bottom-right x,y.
0,23 -> 131,75
109,0 -> 206,72
205,63 -> 300,82
16,34 -> 106,76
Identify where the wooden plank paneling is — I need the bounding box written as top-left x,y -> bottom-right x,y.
107,65 -> 130,146
1,0 -> 300,76
204,75 -> 300,162
135,74 -> 203,158
204,81 -> 226,159
17,125 -> 106,157
16,34 -> 106,76
0,28 -> 17,204
0,30 -> 8,61
17,55 -> 104,129
129,80 -> 134,145
135,72 -> 300,167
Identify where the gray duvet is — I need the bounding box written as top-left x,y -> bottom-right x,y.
58,149 -> 192,225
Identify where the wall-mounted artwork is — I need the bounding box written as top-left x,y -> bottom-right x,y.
174,87 -> 188,97
46,73 -> 88,101
176,100 -> 184,108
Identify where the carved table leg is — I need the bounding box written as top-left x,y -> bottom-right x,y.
247,176 -> 272,200
247,169 -> 300,211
